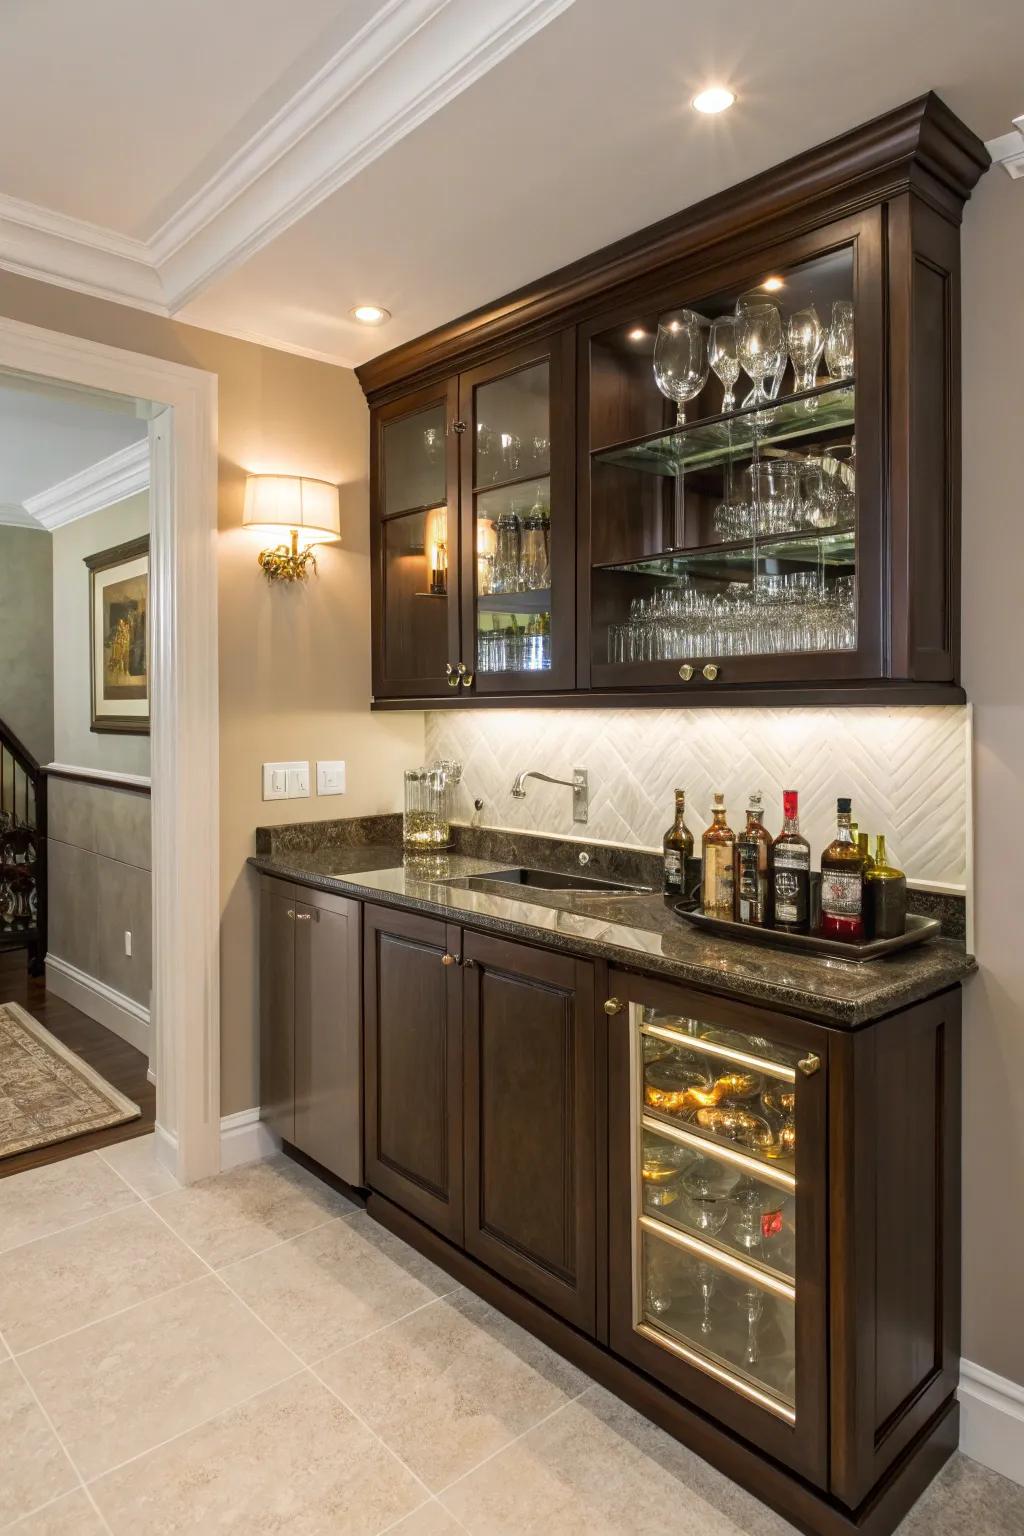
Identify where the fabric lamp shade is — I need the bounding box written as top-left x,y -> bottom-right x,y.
243,475 -> 341,545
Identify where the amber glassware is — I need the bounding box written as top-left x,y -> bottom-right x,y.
864,833 -> 907,939
701,793 -> 735,918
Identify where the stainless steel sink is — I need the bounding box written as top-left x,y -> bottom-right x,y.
459,866 -> 650,895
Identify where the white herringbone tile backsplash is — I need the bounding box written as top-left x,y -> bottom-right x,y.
426,706 -> 970,890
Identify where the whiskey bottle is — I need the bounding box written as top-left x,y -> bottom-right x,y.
771,790 -> 810,933
864,834 -> 907,939
857,831 -> 875,874
701,793 -> 735,918
734,790 -> 772,927
662,789 -> 694,900
820,797 -> 866,942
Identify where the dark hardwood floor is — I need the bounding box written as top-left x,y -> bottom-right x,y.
0,948 -> 154,1178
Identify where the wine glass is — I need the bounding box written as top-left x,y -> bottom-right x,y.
709,318 -> 740,413
786,306 -> 824,402
736,300 -> 784,408
824,300 -> 855,380
653,310 -> 708,425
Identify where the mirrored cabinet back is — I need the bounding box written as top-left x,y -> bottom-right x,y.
358,93 -> 989,709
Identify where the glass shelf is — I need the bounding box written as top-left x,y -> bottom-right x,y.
597,528 -> 855,585
477,588 -> 551,615
593,382 -> 855,478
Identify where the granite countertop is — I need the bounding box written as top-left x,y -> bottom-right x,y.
248,840 -> 975,1028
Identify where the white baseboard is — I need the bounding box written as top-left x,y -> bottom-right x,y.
45,954 -> 150,1057
219,1108 -> 280,1171
960,1359 -> 1024,1486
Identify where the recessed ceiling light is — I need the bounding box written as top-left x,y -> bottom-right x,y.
628,327 -> 647,341
692,86 -> 736,115
761,276 -> 784,292
349,304 -> 391,325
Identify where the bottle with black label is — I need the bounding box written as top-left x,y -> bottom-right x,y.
771,790 -> 810,933
662,788 -> 694,900
701,793 -> 735,918
733,790 -> 772,927
820,797 -> 865,941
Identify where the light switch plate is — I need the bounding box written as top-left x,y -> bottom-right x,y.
316,760 -> 346,796
262,761 -> 309,801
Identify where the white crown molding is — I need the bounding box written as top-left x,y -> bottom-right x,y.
0,0 -> 575,328
24,437 -> 150,529
986,116 -> 1024,180
0,501 -> 44,528
960,1358 -> 1024,1487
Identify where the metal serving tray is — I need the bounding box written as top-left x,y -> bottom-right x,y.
673,906 -> 942,963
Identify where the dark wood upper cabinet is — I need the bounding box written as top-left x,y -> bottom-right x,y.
363,904 -> 465,1242
360,94 -> 988,708
462,931 -> 596,1331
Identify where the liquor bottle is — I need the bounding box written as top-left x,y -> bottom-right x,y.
857,831 -> 875,874
733,790 -> 772,927
820,797 -> 866,942
771,790 -> 811,933
701,793 -> 735,918
864,835 -> 907,939
662,789 -> 694,900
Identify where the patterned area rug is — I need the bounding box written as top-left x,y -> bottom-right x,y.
0,1000 -> 140,1159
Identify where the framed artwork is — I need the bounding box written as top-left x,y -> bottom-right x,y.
85,536 -> 150,735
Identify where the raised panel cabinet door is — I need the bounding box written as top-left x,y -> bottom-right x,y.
259,880 -> 295,1144
363,904 -> 464,1241
293,893 -> 362,1187
462,931 -> 597,1332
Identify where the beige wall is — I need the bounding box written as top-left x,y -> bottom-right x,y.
0,524 -> 53,763
960,168 -> 1024,1388
0,269 -> 423,1116
51,491 -> 150,775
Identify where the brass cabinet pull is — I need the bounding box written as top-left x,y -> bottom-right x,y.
447,664 -> 460,688
452,420 -> 467,434
461,672 -> 474,687
797,1053 -> 821,1076
702,664 -> 719,681
678,664 -> 694,681
445,662 -> 454,675
603,997 -> 624,1016
441,952 -> 460,966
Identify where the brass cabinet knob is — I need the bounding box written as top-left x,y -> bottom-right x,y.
797,1052 -> 821,1077
452,420 -> 467,434
603,997 -> 624,1016
441,952 -> 460,966
702,663 -> 719,681
678,664 -> 694,681
286,909 -> 296,920
447,663 -> 460,688
461,672 -> 474,687
456,662 -> 467,675
462,957 -> 478,969
445,662 -> 454,675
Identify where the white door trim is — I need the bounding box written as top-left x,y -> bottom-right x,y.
0,313 -> 220,1183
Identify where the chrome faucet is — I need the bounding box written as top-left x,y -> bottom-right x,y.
510,767 -> 589,824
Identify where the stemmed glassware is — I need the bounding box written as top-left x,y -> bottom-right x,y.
735,299 -> 785,409
709,318 -> 740,413
824,300 -> 855,380
653,310 -> 709,425
786,305 -> 824,404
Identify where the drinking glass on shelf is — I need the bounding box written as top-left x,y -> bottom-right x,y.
709,318 -> 741,414
786,306 -> 824,401
824,300 -> 855,380
653,310 -> 709,425
491,509 -> 521,594
736,300 -> 785,408
520,512 -> 549,590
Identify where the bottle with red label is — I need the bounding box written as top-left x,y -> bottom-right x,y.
771,790 -> 811,934
820,797 -> 866,941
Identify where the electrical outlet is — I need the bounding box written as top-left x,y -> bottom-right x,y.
316,760 -> 346,796
124,930 -> 132,957
262,762 -> 310,801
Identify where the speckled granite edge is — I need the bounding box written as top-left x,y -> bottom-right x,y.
255,813 -> 402,856
248,846 -> 975,1029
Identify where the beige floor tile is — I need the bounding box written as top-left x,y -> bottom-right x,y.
19,1273 -> 299,1480
0,1152 -> 138,1254
0,1359 -> 77,1525
6,1489 -> 107,1535
150,1154 -> 358,1267
0,1202 -> 205,1354
386,1501 -> 469,1535
894,1452 -> 1024,1535
441,1385 -> 797,1535
316,1289 -> 587,1494
97,1133 -> 180,1198
221,1210 -> 458,1363
91,1372 -> 426,1536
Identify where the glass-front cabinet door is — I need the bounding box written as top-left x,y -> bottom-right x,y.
584,210 -> 882,694
458,333 -> 575,693
372,380 -> 460,698
607,971 -> 828,1487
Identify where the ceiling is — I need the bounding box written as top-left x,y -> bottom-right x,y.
0,0 -> 1021,368
0,373 -> 148,526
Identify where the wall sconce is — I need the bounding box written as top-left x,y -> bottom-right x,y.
424,505 -> 448,596
243,474 -> 341,581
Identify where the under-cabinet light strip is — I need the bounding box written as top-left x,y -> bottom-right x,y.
641,1114 -> 796,1193
639,1214 -> 796,1300
635,1323 -> 798,1425
641,1022 -> 798,1083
